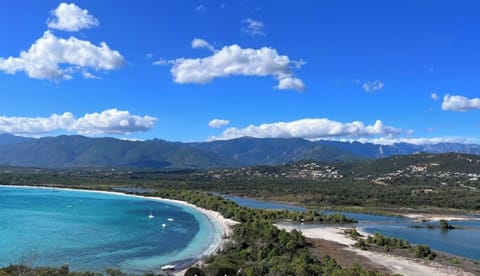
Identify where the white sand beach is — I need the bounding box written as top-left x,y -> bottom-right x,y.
277,224 -> 474,276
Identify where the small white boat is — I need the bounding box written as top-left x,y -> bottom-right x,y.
162,223 -> 167,228
167,218 -> 174,221
148,210 -> 155,219
161,264 -> 175,270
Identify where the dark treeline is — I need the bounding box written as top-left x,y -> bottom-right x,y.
1,166 -> 479,211
150,190 -> 355,224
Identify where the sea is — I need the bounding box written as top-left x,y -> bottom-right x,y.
0,186 -> 221,274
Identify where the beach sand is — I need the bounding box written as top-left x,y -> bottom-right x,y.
404,213 -> 480,222
277,224 -> 474,276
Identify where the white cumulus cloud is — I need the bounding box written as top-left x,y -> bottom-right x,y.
431,92 -> 439,100
208,118 -> 230,128
362,80 -> 384,92
0,31 -> 124,80
242,18 -> 265,36
47,2 -> 99,32
442,94 -> 480,112
276,77 -> 305,91
0,113 -> 75,135
0,109 -> 157,136
191,38 -> 216,52
211,118 -> 402,140
70,109 -> 158,135
164,39 -> 305,91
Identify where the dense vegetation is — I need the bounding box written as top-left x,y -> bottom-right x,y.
0,265 -> 152,276
0,264 -> 99,276
1,152 -> 480,212
348,231 -> 437,261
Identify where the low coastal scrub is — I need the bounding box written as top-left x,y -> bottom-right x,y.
0,265 -> 155,276
0,264 -> 99,276
349,231 -> 437,260
409,219 -> 457,231
201,220 -> 386,275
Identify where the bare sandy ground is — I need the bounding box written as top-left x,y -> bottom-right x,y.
404,213 -> 480,222
277,224 -> 474,276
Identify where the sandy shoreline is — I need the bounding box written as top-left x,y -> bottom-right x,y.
277,224 -> 474,276
403,213 -> 480,222
0,185 -> 237,274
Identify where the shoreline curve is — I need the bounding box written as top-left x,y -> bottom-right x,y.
0,185 -> 237,274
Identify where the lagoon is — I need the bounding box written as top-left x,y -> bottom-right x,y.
224,194 -> 480,260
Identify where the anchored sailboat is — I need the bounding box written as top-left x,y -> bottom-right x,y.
148,210 -> 155,219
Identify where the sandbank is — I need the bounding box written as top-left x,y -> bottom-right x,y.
404,213 -> 480,222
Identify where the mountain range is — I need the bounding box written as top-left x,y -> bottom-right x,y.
0,134 -> 479,169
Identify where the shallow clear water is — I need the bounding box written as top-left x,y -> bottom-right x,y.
224,194 -> 480,260
0,186 -> 219,274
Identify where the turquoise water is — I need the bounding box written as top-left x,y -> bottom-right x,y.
224,195 -> 480,260
0,186 -> 220,274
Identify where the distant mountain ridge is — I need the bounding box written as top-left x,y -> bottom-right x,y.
0,134 -> 479,169
317,140 -> 480,158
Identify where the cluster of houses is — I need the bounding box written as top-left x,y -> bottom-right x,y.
372,162 -> 480,185
199,162 -> 344,180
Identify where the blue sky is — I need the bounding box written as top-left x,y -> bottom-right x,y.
0,0 -> 479,143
